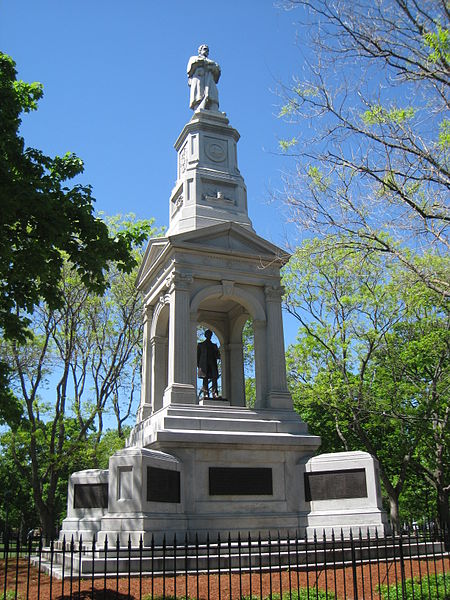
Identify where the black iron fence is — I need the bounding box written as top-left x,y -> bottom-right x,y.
1,524 -> 449,599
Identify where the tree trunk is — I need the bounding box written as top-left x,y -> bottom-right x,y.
437,487 -> 450,532
388,492 -> 401,535
35,498 -> 57,541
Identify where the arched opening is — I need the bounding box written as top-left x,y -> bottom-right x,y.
150,301 -> 170,413
196,325 -> 223,399
195,297 -> 251,406
242,318 -> 255,407
190,283 -> 268,408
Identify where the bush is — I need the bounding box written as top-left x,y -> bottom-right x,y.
378,572 -> 448,599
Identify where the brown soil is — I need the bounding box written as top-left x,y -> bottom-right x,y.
1,557 -> 449,599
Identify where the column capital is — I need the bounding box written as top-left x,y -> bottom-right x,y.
264,284 -> 284,302
150,335 -> 168,348
167,271 -> 194,293
143,304 -> 154,322
253,318 -> 266,328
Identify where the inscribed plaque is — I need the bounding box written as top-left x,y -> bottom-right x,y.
147,466 -> 180,503
73,483 -> 108,509
209,467 -> 273,495
305,468 -> 367,501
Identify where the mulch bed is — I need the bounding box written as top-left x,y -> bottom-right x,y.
1,557 -> 449,599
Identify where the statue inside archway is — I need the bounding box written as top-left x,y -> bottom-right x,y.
197,329 -> 220,399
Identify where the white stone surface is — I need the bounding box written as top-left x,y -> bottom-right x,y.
135,222 -> 293,416
302,451 -> 388,537
167,110 -> 253,236
60,469 -> 109,542
59,77 -> 388,546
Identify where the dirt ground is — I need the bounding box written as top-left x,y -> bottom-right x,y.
1,557 -> 449,599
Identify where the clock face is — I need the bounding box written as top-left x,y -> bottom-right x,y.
205,140 -> 227,163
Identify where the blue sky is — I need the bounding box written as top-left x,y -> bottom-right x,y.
1,0 -> 310,345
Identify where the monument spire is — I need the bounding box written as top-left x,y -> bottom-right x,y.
166,46 -> 253,236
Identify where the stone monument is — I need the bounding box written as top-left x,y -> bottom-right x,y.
59,46 -> 388,546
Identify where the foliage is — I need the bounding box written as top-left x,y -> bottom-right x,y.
0,592 -> 23,600
145,592 -> 334,600
94,427 -> 129,470
243,319 -> 255,407
283,235 -> 449,529
0,215 -> 159,536
240,590 -> 334,600
378,572 -> 448,600
0,52 -> 154,421
0,437 -> 37,534
278,1 -> 449,298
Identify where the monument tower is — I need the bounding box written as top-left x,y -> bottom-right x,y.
60,46 -> 387,545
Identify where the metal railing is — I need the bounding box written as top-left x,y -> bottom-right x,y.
1,523 -> 449,599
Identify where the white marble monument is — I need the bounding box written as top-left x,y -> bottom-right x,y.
59,46 -> 388,545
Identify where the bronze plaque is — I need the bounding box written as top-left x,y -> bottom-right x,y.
147,466 -> 180,503
209,467 -> 273,495
73,483 -> 108,509
305,468 -> 367,501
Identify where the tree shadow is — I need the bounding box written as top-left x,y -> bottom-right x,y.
55,591 -> 133,600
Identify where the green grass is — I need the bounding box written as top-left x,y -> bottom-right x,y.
378,572 -> 449,599
0,591 -> 23,600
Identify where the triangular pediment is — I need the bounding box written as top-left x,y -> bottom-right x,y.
135,237 -> 170,289
168,222 -> 289,262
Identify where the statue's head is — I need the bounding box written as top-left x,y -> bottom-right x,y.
204,329 -> 213,340
198,44 -> 209,58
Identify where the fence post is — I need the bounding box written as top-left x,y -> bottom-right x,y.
350,529 -> 359,600
398,533 -> 407,600
2,534 -> 8,600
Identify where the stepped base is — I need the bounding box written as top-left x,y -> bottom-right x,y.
32,537 -> 442,579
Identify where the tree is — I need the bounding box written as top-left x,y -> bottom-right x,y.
278,0 -> 449,298
0,53 -> 151,419
0,216 -> 159,537
283,236 -> 449,531
370,317 -> 449,528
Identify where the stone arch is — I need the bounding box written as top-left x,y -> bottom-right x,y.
149,296 -> 170,412
150,295 -> 170,339
191,283 -> 266,406
190,284 -> 266,322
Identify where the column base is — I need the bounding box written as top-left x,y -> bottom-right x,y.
266,391 -> 293,410
163,383 -> 197,406
137,402 -> 152,422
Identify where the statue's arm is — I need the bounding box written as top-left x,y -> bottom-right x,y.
187,56 -> 204,78
212,63 -> 221,83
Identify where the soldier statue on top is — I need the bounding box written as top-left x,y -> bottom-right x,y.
187,44 -> 221,112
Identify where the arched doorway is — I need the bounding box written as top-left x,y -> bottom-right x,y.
191,285 -> 266,407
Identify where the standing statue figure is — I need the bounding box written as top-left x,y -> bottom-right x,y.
197,329 -> 220,399
187,44 -> 221,112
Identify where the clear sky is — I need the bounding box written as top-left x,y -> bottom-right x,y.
1,0 -> 310,344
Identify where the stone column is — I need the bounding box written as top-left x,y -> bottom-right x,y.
253,319 -> 267,408
190,313 -> 199,402
264,285 -> 293,410
136,305 -> 153,422
228,342 -> 245,406
163,272 -> 196,406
